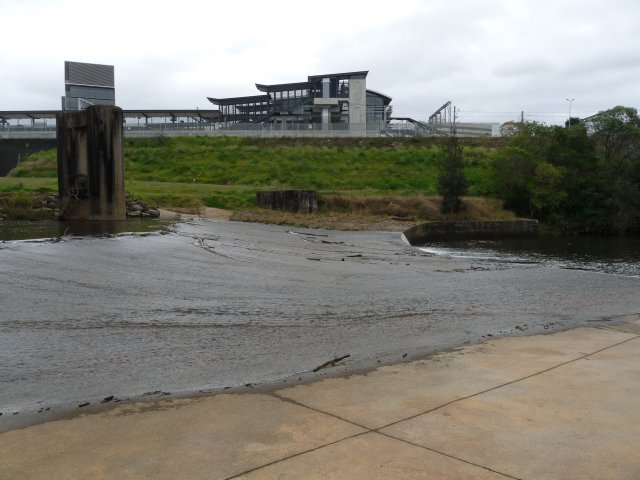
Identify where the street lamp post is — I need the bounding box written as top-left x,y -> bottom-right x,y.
566,98 -> 575,130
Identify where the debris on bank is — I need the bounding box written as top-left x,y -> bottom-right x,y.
125,195 -> 160,218
313,354 -> 351,372
0,192 -> 160,220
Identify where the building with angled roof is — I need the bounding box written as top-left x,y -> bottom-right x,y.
62,61 -> 115,111
208,71 -> 392,134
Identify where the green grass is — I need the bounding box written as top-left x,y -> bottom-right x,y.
2,136 -> 500,211
120,137 -> 447,191
8,150 -> 57,178
123,137 -> 501,195
125,180 -> 257,210
0,177 -> 58,191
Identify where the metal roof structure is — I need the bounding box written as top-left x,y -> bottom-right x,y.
122,109 -> 221,121
307,71 -> 368,81
0,109 -> 221,122
255,72 -> 370,93
0,111 -> 59,121
207,95 -> 270,106
255,82 -> 313,93
366,89 -> 392,106
63,61 -> 116,111
65,61 -> 114,88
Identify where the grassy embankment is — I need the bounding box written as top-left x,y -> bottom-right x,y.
1,136 -> 515,228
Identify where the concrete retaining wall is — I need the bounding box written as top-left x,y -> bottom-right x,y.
0,139 -> 57,176
256,190 -> 318,213
403,220 -> 538,245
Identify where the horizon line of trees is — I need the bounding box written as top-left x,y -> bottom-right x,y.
489,105 -> 640,234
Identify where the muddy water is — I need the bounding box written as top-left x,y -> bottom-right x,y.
419,236 -> 640,278
0,218 -> 174,241
1,220 -> 639,431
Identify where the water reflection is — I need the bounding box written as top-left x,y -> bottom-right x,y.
419,236 -> 640,277
0,219 -> 174,241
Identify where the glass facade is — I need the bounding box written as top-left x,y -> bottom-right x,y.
210,71 -> 392,131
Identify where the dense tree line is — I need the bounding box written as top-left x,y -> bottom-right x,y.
492,106 -> 640,234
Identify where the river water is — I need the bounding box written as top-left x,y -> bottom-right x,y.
0,218 -> 174,241
419,236 -> 640,278
1,220 -> 639,431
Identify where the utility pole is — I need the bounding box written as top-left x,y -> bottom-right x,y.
451,105 -> 458,136
521,110 -> 524,123
566,98 -> 575,130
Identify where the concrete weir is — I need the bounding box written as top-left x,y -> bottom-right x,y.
256,190 -> 318,213
56,105 -> 125,220
403,219 -> 539,245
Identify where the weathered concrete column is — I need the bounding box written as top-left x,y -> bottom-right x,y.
348,77 -> 367,135
57,105 -> 125,220
256,190 -> 318,213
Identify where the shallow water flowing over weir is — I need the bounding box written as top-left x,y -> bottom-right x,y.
1,220 -> 639,430
419,236 -> 640,278
0,218 -> 174,242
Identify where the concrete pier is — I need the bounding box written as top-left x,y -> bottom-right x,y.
256,190 -> 318,213
403,219 -> 539,244
56,105 -> 125,220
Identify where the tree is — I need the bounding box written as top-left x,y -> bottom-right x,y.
585,106 -> 640,162
492,146 -> 537,217
492,109 -> 639,233
545,124 -> 604,230
585,106 -> 640,233
438,136 -> 468,213
530,161 -> 567,217
564,117 -> 581,128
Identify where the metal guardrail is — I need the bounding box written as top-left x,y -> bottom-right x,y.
0,128 -> 57,139
1,122 -> 495,139
1,123 -> 387,139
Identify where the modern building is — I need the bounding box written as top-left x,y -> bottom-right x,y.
2,65 -> 501,139
62,61 -> 115,110
208,71 -> 392,134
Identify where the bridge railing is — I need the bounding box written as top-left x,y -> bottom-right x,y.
0,127 -> 57,139
1,123 -> 386,139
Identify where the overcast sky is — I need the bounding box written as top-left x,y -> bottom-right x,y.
1,0 -> 638,124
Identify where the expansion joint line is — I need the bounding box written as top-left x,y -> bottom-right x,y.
225,333 -> 639,480
227,392 -> 522,480
271,393 -> 370,430
375,431 -> 524,480
223,394 -> 370,479
371,333 -> 639,479
378,333 -> 640,431
224,430 -> 371,480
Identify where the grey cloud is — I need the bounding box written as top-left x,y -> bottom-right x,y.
1,0 -> 638,124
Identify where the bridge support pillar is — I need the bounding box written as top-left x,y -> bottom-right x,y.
56,106 -> 125,220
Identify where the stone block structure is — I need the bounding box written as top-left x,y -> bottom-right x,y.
256,190 -> 318,213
